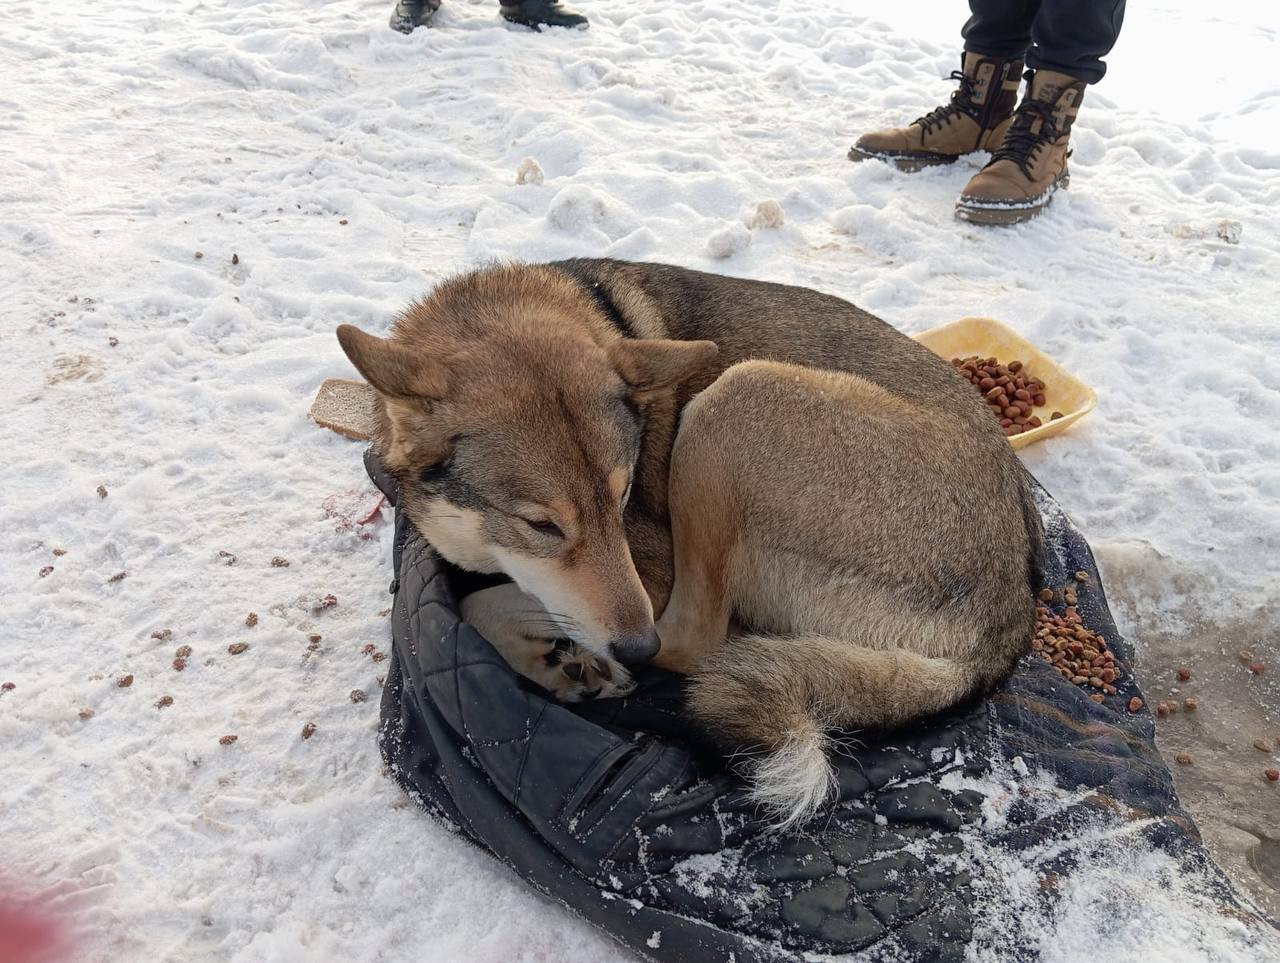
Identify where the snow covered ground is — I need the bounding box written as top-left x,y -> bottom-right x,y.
2,0 -> 1278,959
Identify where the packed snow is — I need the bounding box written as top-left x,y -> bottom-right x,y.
2,0 -> 1278,960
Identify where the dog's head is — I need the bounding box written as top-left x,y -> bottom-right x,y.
337,315 -> 715,665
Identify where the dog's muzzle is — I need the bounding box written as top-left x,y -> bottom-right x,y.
610,626 -> 660,665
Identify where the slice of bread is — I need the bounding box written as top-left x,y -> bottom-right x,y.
310,378 -> 378,441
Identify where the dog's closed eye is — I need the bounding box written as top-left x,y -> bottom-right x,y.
525,519 -> 564,539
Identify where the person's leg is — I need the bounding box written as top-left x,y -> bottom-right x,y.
1026,0 -> 1126,84
960,0 -> 1039,62
954,0 -> 1124,223
848,1 -> 1040,170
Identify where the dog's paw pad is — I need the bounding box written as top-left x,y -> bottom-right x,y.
546,643 -> 635,702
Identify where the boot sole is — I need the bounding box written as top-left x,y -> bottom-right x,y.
847,146 -> 965,174
499,9 -> 589,29
954,172 -> 1070,226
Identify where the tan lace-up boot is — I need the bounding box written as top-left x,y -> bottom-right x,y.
955,69 -> 1086,225
849,53 -> 1023,172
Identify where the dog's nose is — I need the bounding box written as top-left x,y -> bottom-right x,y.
610,626 -> 660,665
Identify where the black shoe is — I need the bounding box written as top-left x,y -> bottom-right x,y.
499,0 -> 588,29
389,0 -> 441,34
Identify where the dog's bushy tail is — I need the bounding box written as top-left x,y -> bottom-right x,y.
688,634 -> 986,831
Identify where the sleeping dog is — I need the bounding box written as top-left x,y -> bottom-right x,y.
337,259 -> 1042,828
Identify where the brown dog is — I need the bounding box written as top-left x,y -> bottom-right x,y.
337,259 -> 1043,827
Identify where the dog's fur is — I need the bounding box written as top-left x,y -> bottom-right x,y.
338,259 -> 1044,828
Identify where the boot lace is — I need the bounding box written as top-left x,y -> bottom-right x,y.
914,71 -> 979,134
989,99 -> 1061,177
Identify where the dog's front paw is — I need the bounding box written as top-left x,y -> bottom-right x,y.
543,640 -> 636,703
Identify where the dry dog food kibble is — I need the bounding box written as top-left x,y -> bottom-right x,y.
1267,769 -> 1279,782
1176,752 -> 1193,765
1030,588 -> 1122,696
1177,667 -> 1192,681
228,642 -> 249,655
219,734 -> 237,746
951,355 -> 1049,437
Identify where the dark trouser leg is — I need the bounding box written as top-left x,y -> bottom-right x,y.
1026,0 -> 1126,84
964,0 -> 1126,85
962,0 -> 1038,62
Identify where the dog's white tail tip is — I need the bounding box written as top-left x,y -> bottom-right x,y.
746,727 -> 837,832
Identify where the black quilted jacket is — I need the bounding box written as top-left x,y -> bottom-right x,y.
366,451 -> 1257,962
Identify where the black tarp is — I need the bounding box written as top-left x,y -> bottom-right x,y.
366,450 -> 1259,961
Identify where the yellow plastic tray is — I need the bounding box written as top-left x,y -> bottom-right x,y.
913,317 -> 1097,449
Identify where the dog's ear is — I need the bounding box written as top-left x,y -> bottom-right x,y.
608,339 -> 718,393
336,325 -> 448,399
